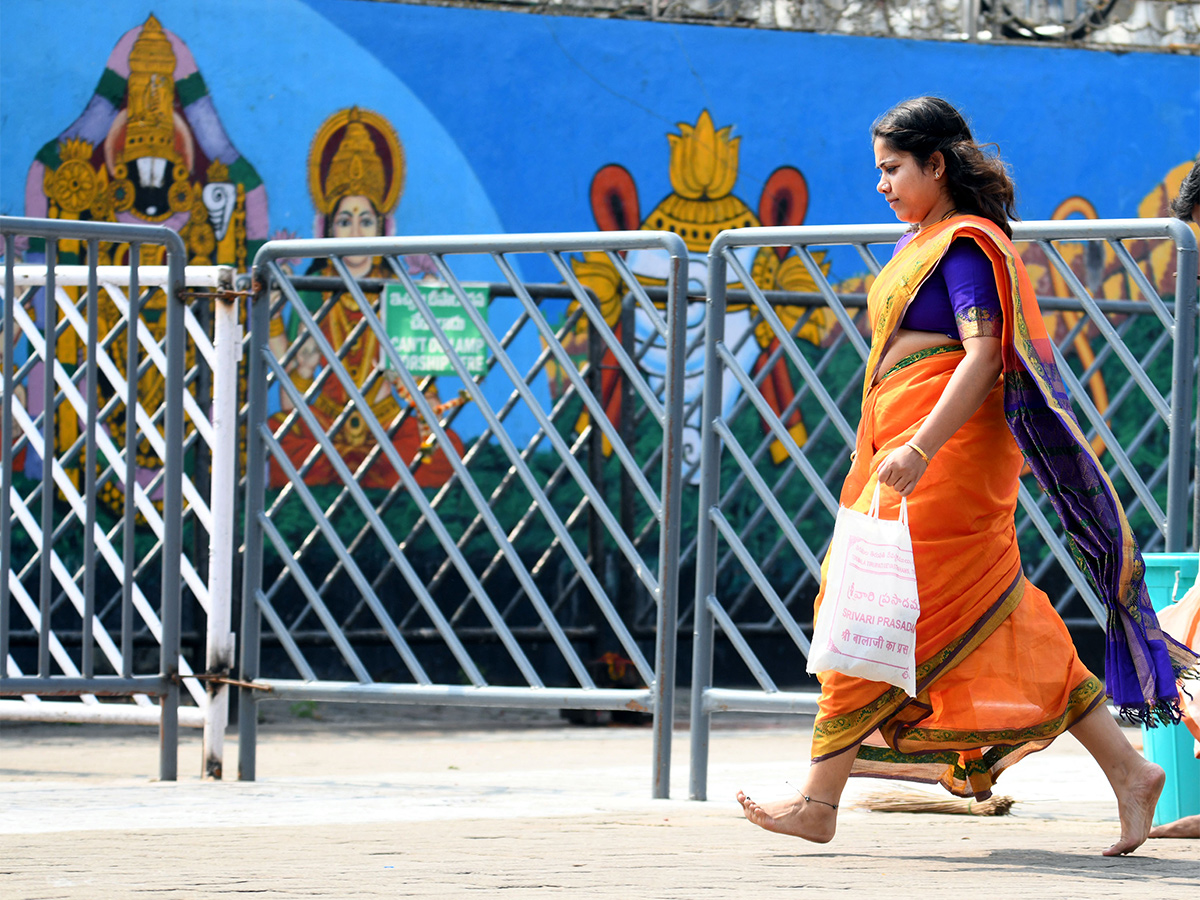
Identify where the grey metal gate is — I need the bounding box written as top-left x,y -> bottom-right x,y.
0,216 -> 189,780
688,218 -> 1199,799
238,231 -> 688,796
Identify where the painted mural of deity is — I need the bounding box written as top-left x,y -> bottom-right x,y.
21,13 -> 267,509
1019,158 -> 1200,305
567,111 -> 831,478
268,107 -> 463,490
26,13 -> 267,265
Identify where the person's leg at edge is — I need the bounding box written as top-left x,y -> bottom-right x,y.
1149,814 -> 1200,839
736,743 -> 859,843
1068,703 -> 1166,856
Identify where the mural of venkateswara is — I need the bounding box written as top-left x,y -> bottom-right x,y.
21,13 -> 267,512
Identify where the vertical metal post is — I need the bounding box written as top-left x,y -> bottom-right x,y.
158,237 -> 186,782
1165,219 -> 1197,551
962,0 -> 981,38
38,241 -> 56,679
122,247 -> 138,679
1,234 -> 14,678
689,240 -> 729,801
1195,339 -> 1200,553
586,314 -> 605,655
618,296 -> 636,626
82,242 -> 98,677
651,242 -> 687,800
1166,219 -> 1200,551
203,294 -> 241,779
238,270 -> 271,781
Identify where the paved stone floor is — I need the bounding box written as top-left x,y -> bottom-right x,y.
2,703 -> 1198,898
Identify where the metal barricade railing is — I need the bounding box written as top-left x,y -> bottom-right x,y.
0,216 -> 193,780
0,255 -> 241,777
237,231 -> 687,796
7,215 -> 1193,795
687,218 -> 1199,799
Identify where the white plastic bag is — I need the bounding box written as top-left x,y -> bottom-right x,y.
806,482 -> 921,696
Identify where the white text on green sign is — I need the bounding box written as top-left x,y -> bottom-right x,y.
383,283 -> 489,375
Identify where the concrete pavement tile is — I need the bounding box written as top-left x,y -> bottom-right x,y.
2,717 -> 1198,898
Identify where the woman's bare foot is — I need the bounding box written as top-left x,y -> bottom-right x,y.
735,791 -> 837,843
1102,760 -> 1165,856
1149,814 -> 1200,839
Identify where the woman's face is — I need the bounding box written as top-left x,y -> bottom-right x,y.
331,194 -> 381,276
332,194 -> 380,239
873,138 -> 948,227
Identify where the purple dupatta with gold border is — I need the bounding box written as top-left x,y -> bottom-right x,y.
867,215 -> 1199,725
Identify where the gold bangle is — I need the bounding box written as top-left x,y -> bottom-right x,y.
905,440 -> 930,465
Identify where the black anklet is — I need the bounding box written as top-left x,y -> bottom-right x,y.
803,794 -> 838,810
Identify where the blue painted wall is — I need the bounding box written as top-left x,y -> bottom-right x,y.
302,0 -> 1199,236
3,0 -> 1196,242
1,0 -> 1196,449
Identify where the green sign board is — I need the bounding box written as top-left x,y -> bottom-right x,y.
382,283 -> 489,375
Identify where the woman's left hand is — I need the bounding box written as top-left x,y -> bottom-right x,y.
876,444 -> 928,497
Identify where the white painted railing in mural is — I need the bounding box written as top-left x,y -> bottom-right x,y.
0,235 -> 240,778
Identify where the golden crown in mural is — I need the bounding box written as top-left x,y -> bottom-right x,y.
652,111 -> 756,245
308,107 -> 404,217
124,14 -> 178,163
668,110 -> 739,201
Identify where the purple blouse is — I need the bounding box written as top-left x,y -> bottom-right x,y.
893,234 -> 1003,340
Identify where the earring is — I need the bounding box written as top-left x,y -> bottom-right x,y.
935,172 -> 941,179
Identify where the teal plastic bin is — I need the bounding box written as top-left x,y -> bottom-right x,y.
1140,552 -> 1200,826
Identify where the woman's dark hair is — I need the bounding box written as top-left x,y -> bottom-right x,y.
1170,160 -> 1200,221
872,97 -> 1017,238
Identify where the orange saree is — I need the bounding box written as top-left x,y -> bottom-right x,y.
810,348 -> 1104,796
808,216 -> 1112,798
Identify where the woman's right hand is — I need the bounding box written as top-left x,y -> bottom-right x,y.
876,444 -> 928,497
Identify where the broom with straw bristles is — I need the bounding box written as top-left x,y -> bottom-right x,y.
856,787 -> 1015,816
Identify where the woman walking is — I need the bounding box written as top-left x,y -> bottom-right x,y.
737,96 -> 1198,857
